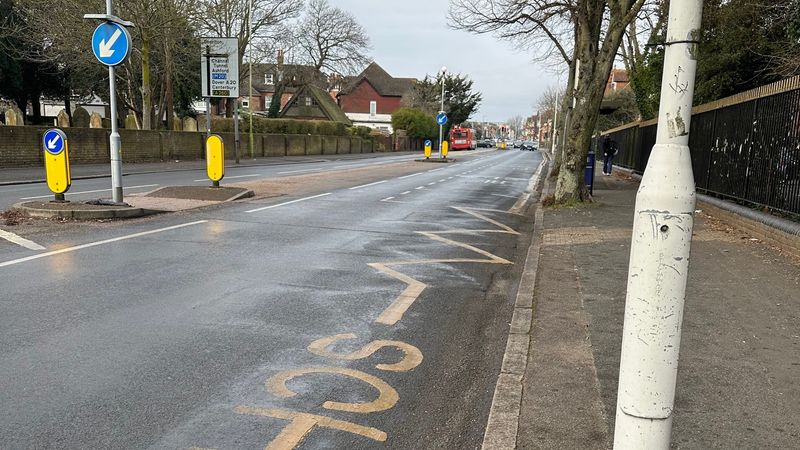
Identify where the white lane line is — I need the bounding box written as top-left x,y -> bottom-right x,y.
193,174 -> 260,181
0,228 -> 45,251
439,179 -> 447,182
20,184 -> 158,200
380,197 -> 396,202
348,180 -> 388,190
415,186 -> 425,190
398,172 -> 422,179
246,192 -> 332,213
400,191 -> 411,195
447,177 -> 453,180
0,220 -> 208,268
278,167 -> 324,175
501,181 -> 507,184
484,180 -> 491,184
427,168 -> 445,173
427,182 -> 436,186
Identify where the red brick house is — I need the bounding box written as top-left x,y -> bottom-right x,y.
337,62 -> 416,133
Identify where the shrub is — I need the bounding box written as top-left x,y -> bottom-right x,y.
391,107 -> 437,138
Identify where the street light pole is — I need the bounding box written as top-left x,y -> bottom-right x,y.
613,1 -> 703,448
248,0 -> 254,159
438,66 -> 447,159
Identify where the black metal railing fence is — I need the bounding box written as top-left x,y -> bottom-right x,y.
601,76 -> 800,217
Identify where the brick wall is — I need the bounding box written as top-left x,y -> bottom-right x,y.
338,80 -> 402,114
0,125 -> 377,167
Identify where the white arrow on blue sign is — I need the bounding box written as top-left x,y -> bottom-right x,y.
91,22 -> 131,66
424,139 -> 432,147
436,112 -> 448,125
43,129 -> 66,155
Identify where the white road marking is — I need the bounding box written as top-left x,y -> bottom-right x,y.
398,173 -> 422,179
20,184 -> 158,200
400,191 -> 411,195
0,228 -> 45,250
348,180 -> 388,190
427,168 -> 445,173
246,192 -> 332,213
380,197 -> 396,202
0,220 -> 208,268
447,177 -> 453,180
484,180 -> 491,184
277,167 -> 324,175
415,186 -> 425,190
427,182 -> 436,186
192,174 -> 260,181
439,179 -> 447,182
501,181 -> 507,184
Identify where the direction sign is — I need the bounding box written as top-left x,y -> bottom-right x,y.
424,139 -> 432,147
436,112 -> 448,125
91,22 -> 131,66
43,129 -> 66,155
201,37 -> 239,98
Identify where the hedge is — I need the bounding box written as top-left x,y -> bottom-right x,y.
211,117 -> 351,136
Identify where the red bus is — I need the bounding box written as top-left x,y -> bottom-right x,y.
449,126 -> 477,150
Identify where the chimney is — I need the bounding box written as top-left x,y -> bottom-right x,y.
277,49 -> 284,66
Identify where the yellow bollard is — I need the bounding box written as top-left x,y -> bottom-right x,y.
442,141 -> 449,158
43,128 -> 71,201
206,134 -> 225,187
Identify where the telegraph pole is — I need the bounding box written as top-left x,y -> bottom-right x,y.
613,1 -> 703,448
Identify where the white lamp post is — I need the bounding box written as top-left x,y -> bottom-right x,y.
438,66 -> 447,159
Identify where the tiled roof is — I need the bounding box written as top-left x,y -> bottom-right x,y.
339,62 -> 416,97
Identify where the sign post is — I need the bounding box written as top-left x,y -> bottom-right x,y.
201,37 -> 240,163
85,4 -> 133,204
436,112 -> 448,159
43,129 -> 70,201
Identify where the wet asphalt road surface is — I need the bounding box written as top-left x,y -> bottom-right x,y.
0,149 -> 543,449
0,152 -> 421,211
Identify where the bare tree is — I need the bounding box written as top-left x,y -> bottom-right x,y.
507,114 -> 524,137
450,0 -> 646,203
193,0 -> 303,116
295,0 -> 371,75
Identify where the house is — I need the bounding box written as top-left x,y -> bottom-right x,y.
240,50 -> 329,114
280,84 -> 352,126
337,62 -> 416,133
605,68 -> 630,96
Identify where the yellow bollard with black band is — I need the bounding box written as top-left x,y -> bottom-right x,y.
442,141 -> 449,158
43,128 -> 71,201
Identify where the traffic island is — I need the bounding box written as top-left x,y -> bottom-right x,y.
125,186 -> 254,212
414,157 -> 456,163
13,200 -> 152,220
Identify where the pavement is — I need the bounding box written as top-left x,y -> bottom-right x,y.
512,167 -> 800,449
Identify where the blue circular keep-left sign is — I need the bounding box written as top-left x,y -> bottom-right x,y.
43,129 -> 66,155
436,112 -> 448,125
424,139 -> 432,147
91,22 -> 131,66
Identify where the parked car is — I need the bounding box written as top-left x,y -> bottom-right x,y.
479,139 -> 493,148
520,141 -> 537,151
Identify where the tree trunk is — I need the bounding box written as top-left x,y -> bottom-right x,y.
554,11 -> 631,204
141,35 -> 153,130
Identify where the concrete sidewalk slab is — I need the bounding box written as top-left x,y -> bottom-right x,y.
515,173 -> 800,449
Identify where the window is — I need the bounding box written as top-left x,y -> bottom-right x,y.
265,73 -> 274,84
264,96 -> 272,109
369,101 -> 377,117
242,99 -> 249,109
305,96 -> 313,107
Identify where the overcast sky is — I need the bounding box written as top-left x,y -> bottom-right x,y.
328,0 -> 561,123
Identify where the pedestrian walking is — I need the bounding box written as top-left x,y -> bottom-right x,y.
602,135 -> 618,175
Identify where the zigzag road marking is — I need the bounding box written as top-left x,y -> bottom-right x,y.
370,206 -> 520,326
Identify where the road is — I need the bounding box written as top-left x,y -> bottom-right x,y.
0,152 -> 426,211
0,149 -> 543,449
